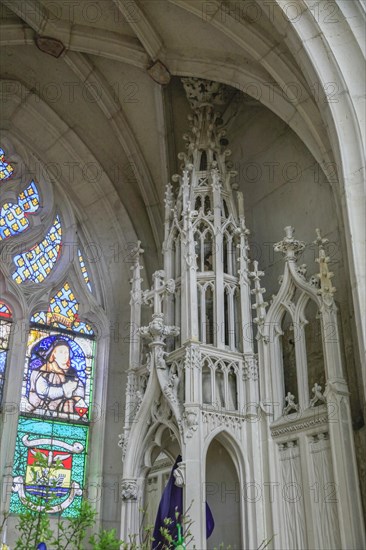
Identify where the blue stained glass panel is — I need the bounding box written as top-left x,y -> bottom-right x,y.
12,216 -> 62,283
0,352 -> 6,373
0,181 -> 40,240
21,329 -> 94,423
10,417 -> 88,517
18,181 -> 40,212
0,147 -> 14,181
30,311 -> 47,324
31,283 -> 94,335
0,203 -> 28,240
78,249 -> 92,292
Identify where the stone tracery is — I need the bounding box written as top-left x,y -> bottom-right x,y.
120,78 -> 365,550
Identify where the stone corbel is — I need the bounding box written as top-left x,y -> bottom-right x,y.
121,479 -> 138,501
183,407 -> 199,440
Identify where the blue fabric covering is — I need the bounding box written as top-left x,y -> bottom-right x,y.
152,455 -> 214,549
36,544 -> 47,550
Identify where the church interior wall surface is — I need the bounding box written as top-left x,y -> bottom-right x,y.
0,1 -> 365,549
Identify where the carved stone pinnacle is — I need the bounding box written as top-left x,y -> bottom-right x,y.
274,226 -> 305,260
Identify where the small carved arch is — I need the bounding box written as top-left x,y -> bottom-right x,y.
199,150 -> 208,171
194,195 -> 202,212
222,198 -> 230,218
222,224 -> 237,275
302,296 -> 326,401
166,227 -> 181,279
194,221 -> 214,272
206,284 -> 215,345
142,422 -> 181,475
280,308 -> 299,407
227,366 -> 238,411
202,359 -> 213,405
203,195 -> 211,215
266,262 -> 325,414
142,423 -> 181,528
215,364 -> 225,408
204,429 -> 246,479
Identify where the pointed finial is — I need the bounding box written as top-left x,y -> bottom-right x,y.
314,228 -> 336,299
314,227 -> 329,249
164,184 -> 174,212
274,226 -> 305,261
132,240 -> 144,262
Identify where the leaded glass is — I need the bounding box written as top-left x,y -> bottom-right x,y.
0,181 -> 40,240
0,147 -> 14,181
0,302 -> 12,319
12,216 -> 62,284
0,303 -> 12,406
10,416 -> 88,517
31,282 -> 94,335
21,328 -> 95,423
78,249 -> 92,292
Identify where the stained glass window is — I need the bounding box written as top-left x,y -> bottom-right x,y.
11,284 -> 95,517
31,282 -> 94,335
10,417 -> 88,517
20,330 -> 95,422
0,147 -> 14,181
78,249 -> 92,292
0,181 -> 40,240
0,302 -> 12,406
12,216 -> 62,284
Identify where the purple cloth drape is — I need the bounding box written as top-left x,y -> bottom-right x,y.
152,455 -> 214,549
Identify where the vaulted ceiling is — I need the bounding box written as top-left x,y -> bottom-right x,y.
1,2 -> 366,515
0,3 -> 365,342
1,0 -> 344,252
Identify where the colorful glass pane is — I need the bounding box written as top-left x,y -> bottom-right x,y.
31,282 -> 94,335
10,416 -> 88,517
78,249 -> 92,292
0,311 -> 12,405
21,329 -> 95,423
0,181 -> 40,241
12,216 -> 62,284
0,302 -> 12,319
0,147 -> 14,181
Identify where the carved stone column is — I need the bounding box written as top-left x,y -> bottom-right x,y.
120,479 -> 141,540
315,231 -> 365,549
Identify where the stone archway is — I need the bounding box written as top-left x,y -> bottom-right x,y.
205,438 -> 242,550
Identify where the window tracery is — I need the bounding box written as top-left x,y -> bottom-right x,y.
78,249 -> 92,293
194,222 -> 213,272
0,181 -> 40,240
11,283 -> 95,517
0,143 -> 101,522
12,215 -> 62,284
0,147 -> 14,181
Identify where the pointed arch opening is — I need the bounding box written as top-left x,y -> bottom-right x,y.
281,309 -> 299,409
205,437 -> 242,549
304,298 -> 326,404
10,283 -> 96,517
